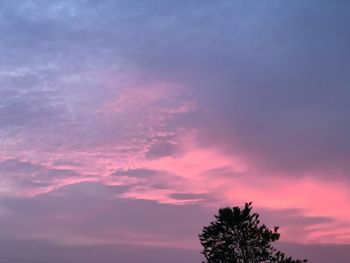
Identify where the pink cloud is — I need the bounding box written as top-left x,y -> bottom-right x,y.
1,78 -> 349,248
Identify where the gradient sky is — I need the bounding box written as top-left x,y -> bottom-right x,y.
0,1 -> 350,262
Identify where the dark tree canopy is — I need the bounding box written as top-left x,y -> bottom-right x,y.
199,202 -> 307,263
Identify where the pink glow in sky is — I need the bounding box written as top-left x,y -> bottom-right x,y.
0,1 -> 350,263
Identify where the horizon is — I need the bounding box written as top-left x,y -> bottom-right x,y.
0,1 -> 349,262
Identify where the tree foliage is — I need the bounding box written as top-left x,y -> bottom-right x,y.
199,202 -> 307,263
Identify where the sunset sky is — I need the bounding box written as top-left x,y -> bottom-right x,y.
0,1 -> 350,262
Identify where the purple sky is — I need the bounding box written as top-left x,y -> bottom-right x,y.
0,1 -> 350,262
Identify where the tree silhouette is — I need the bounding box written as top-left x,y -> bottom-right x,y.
199,202 -> 307,263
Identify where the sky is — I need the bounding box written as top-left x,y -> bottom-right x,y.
0,0 -> 349,262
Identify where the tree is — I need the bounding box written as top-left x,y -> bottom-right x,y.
199,202 -> 307,263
